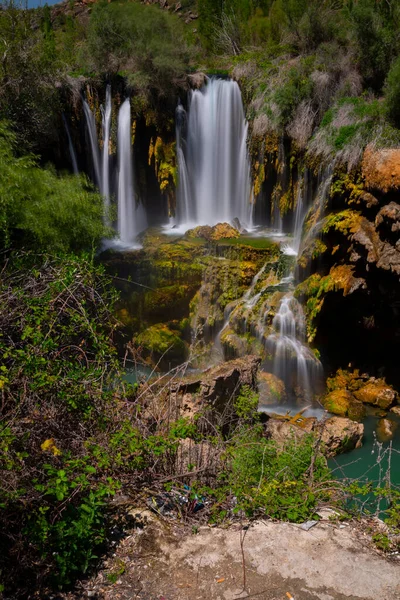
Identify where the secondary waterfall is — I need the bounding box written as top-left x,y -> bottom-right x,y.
176,78 -> 253,227
101,84 -> 112,223
266,293 -> 322,402
62,115 -> 78,175
83,99 -> 101,188
117,98 -> 147,245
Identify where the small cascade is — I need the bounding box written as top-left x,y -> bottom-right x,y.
83,100 -> 101,188
101,84 -> 112,223
176,78 -> 253,227
266,293 -> 322,402
175,102 -> 191,224
117,98 -> 147,245
301,167 -> 333,251
62,114 -> 79,175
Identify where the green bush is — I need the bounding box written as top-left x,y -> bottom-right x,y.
0,253 -> 124,593
0,122 -> 112,252
225,430 -> 331,522
86,0 -> 190,100
384,56 -> 400,127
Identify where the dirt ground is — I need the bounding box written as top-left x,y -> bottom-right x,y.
67,507 -> 400,600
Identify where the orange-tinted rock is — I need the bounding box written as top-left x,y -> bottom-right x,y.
354,380 -> 397,409
362,145 -> 400,193
323,389 -> 366,421
376,418 -> 398,443
258,372 -> 286,405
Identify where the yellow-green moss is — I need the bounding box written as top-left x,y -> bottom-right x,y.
135,323 -> 187,363
323,389 -> 366,421
322,209 -> 363,236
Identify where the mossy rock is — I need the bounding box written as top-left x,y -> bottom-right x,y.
323,389 -> 366,421
135,323 -> 187,366
220,327 -> 248,359
353,380 -> 397,409
326,369 -> 366,393
258,371 -> 286,406
186,223 -> 240,241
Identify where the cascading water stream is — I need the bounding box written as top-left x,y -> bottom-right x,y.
266,293 -> 322,402
62,114 -> 79,175
176,78 -> 253,227
175,102 -> 191,225
101,84 -> 112,224
117,98 -> 147,245
83,99 -> 101,188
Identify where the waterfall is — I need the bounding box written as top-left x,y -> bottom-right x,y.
175,102 -> 191,224
117,98 -> 147,245
62,114 -> 79,175
101,84 -> 112,223
266,294 -> 322,402
83,100 -> 101,188
176,78 -> 253,227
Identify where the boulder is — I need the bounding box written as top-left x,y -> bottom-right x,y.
323,389 -> 366,421
186,223 -> 240,242
362,145 -> 400,193
266,418 -> 316,447
265,416 -> 364,457
258,372 -> 286,405
199,355 -> 261,411
390,406 -> 400,417
353,380 -> 397,410
318,417 -> 364,457
376,418 -> 398,443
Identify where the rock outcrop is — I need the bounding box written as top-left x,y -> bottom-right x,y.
265,416 -> 364,457
362,146 -> 400,193
323,389 -> 366,421
353,380 -> 398,409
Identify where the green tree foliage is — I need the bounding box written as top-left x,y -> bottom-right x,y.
385,56 -> 400,127
0,1 -> 62,151
345,0 -> 400,91
0,122 -> 112,252
86,0 -> 190,99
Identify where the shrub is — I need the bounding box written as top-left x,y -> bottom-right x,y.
0,253 -> 124,593
384,56 -> 400,128
86,0 -> 190,100
0,122 -> 112,252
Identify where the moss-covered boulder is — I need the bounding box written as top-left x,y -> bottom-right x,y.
258,371 -> 286,405
135,323 -> 187,367
323,389 -> 366,421
353,380 -> 397,410
186,222 -> 240,241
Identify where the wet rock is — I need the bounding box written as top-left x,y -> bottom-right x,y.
390,406 -> 400,417
135,323 -> 187,367
318,417 -> 364,457
186,223 -> 240,241
258,372 -> 286,405
322,389 -> 366,421
220,326 -> 248,358
354,380 -> 397,410
376,418 -> 398,443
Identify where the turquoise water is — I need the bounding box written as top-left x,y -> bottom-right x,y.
329,415 -> 400,515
